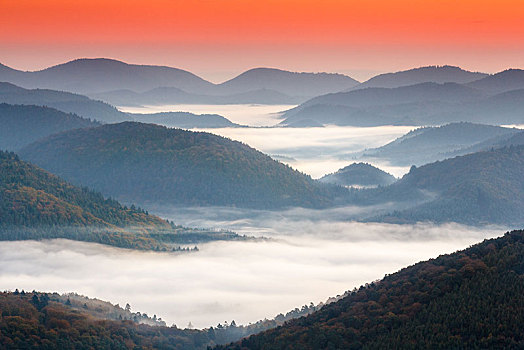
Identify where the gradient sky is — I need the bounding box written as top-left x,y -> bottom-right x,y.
2,0 -> 524,81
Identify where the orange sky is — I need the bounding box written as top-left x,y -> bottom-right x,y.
1,0 -> 524,81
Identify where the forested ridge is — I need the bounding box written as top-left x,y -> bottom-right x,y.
0,103 -> 99,151
218,230 -> 524,349
0,150 -> 243,250
20,122 -> 345,209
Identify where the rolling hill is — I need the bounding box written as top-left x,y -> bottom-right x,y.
0,103 -> 99,151
280,82 -> 486,127
218,229 -> 524,349
216,68 -> 360,98
129,111 -> 241,129
0,151 -> 241,250
319,163 -> 396,188
354,65 -> 487,90
468,68 -> 524,94
0,59 -> 360,104
357,122 -> 520,166
0,82 -> 127,123
19,122 -> 344,209
0,58 -> 215,94
364,145 -> 524,226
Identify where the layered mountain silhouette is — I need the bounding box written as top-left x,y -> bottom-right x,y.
0,103 -> 99,151
218,230 -> 524,349
352,65 -> 487,90
0,82 -> 127,123
356,122 -> 520,166
19,122 -> 345,209
280,81 -> 524,127
468,68 -> 524,94
319,163 -> 396,188
0,59 -> 360,104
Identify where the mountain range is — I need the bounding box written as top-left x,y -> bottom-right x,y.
0,59 -> 360,104
279,69 -> 524,127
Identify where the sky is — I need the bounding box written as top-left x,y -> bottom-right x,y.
2,0 -> 524,82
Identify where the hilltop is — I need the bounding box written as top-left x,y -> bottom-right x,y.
19,122 -> 345,209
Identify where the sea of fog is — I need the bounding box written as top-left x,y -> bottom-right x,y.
121,104 -> 414,178
0,217 -> 504,329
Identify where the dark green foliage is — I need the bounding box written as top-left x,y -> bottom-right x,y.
0,103 -> 99,151
218,230 -> 524,349
0,150 -> 244,250
320,162 -> 396,187
20,122 -> 345,209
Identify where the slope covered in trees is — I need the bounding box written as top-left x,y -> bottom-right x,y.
0,151 -> 242,250
319,163 -> 396,188
219,230 -> 524,349
20,122 -> 344,209
362,145 -> 524,225
0,103 -> 99,151
0,82 -> 127,123
357,122 -> 519,166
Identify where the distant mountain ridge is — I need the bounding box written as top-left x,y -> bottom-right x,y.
0,82 -> 127,123
0,103 -> 99,151
0,59 -> 360,103
356,122 -> 520,166
353,65 -> 488,90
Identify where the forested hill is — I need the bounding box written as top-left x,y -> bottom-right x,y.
364,145 -> 524,226
20,122 -> 344,209
319,162 -> 396,188
218,230 -> 524,349
0,82 -> 127,123
0,103 -> 99,151
0,151 -> 241,250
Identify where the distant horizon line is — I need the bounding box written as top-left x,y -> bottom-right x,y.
1,56 -> 522,84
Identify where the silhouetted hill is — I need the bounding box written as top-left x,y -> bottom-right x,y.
0,58 -> 215,94
19,122 -> 344,209
319,163 -> 396,188
0,151 -> 241,250
468,69 -> 524,94
92,87 -> 302,106
366,146 -> 524,225
129,111 -> 241,129
358,122 -> 519,166
217,68 -> 360,98
0,103 -> 99,151
219,230 -> 524,349
355,65 -> 487,90
280,82 -> 485,127
0,82 -> 127,122
0,59 -> 360,104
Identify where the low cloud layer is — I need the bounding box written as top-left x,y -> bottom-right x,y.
0,216 -> 503,329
